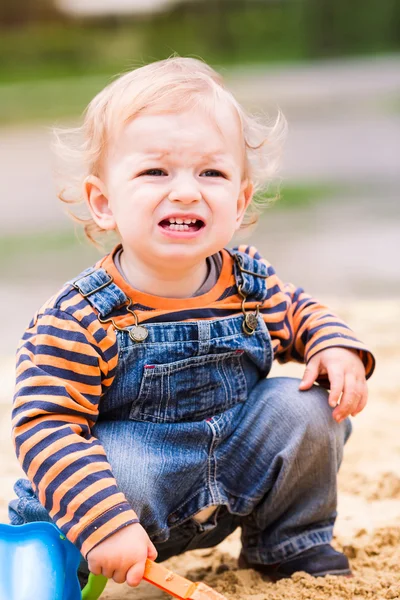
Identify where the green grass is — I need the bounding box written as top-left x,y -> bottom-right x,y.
0,228 -> 101,281
260,182 -> 342,210
0,75 -> 112,124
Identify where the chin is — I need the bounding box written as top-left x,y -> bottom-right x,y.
156,246 -> 209,264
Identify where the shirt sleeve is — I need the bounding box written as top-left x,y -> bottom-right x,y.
255,254 -> 375,379
12,306 -> 139,558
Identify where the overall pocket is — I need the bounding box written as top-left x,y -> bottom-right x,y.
129,350 -> 247,423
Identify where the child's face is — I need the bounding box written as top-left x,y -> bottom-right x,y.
85,106 -> 253,270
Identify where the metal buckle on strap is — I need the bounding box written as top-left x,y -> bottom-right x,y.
234,254 -> 268,279
237,283 -> 260,336
98,299 -> 148,343
72,270 -> 114,298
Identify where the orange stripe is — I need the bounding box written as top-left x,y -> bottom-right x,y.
15,372 -> 101,396
39,451 -> 109,510
306,338 -> 367,360
56,488 -> 127,532
17,350 -> 100,379
14,414 -> 88,438
13,394 -> 98,431
26,432 -> 80,481
80,510 -> 139,557
101,248 -> 234,311
17,420 -> 92,465
21,332 -> 100,357
33,355 -> 100,377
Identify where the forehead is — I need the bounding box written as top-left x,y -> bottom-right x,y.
110,106 -> 244,162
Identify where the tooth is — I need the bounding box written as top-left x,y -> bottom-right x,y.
183,224 -> 189,230
191,219 -> 197,223
175,218 -> 183,224
178,224 -> 184,231
184,219 -> 191,224
169,218 -> 175,223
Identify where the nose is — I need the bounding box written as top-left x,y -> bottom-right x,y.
168,174 -> 202,204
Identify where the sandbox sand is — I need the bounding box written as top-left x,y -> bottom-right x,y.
1,298 -> 399,599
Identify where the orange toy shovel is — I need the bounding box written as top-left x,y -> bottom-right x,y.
143,559 -> 228,600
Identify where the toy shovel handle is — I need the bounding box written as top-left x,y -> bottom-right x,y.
81,573 -> 108,600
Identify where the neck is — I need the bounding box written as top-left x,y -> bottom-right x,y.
119,250 -> 209,298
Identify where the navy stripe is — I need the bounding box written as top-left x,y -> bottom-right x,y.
16,365 -> 100,387
19,342 -> 99,367
73,311 -> 99,331
75,503 -> 135,549
298,312 -> 315,333
301,329 -> 309,348
15,419 -> 89,454
53,285 -> 81,307
259,300 -> 288,315
44,454 -> 109,512
292,295 -> 315,316
307,321 -> 351,337
52,470 -> 113,522
34,323 -> 92,345
141,307 -> 240,323
308,334 -> 361,354
263,320 -> 287,333
64,296 -> 91,313
60,484 -> 118,534
13,399 -> 98,421
102,342 -> 118,365
216,285 -> 237,301
22,427 -> 73,473
33,439 -> 103,487
15,382 -> 99,401
266,283 -> 283,300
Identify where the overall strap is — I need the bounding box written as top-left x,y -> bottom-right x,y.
229,248 -> 269,302
69,267 -> 128,317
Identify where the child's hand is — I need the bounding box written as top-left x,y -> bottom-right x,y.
87,522 -> 158,586
299,347 -> 367,422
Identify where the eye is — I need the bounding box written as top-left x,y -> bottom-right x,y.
201,170 -> 225,178
139,169 -> 167,176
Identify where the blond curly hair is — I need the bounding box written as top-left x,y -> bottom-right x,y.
53,56 -> 287,245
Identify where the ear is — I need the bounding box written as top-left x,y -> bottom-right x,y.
84,175 -> 116,231
235,179 -> 254,230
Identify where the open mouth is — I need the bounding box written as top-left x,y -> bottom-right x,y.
159,217 -> 205,232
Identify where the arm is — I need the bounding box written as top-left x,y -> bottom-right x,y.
259,264 -> 375,378
12,305 -> 139,558
252,250 -> 375,421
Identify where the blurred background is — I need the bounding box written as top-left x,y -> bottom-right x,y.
0,0 -> 399,358
1,2 -> 400,573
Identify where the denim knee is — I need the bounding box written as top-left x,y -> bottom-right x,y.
261,377 -> 350,453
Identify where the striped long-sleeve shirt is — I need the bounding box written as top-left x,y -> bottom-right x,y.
12,245 -> 375,556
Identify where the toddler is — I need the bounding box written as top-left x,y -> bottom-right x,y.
10,57 -> 375,588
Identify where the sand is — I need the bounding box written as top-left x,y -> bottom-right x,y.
1,298 -> 399,599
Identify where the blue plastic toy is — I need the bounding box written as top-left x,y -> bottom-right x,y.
0,522 -> 107,600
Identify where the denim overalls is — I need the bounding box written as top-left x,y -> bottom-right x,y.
10,249 -> 351,566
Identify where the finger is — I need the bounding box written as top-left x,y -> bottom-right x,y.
327,370 -> 344,408
299,359 -> 320,390
333,375 -> 359,421
351,382 -> 368,416
148,541 -> 158,561
87,561 -> 102,577
126,560 -> 146,587
112,567 -> 129,585
100,566 -> 115,579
